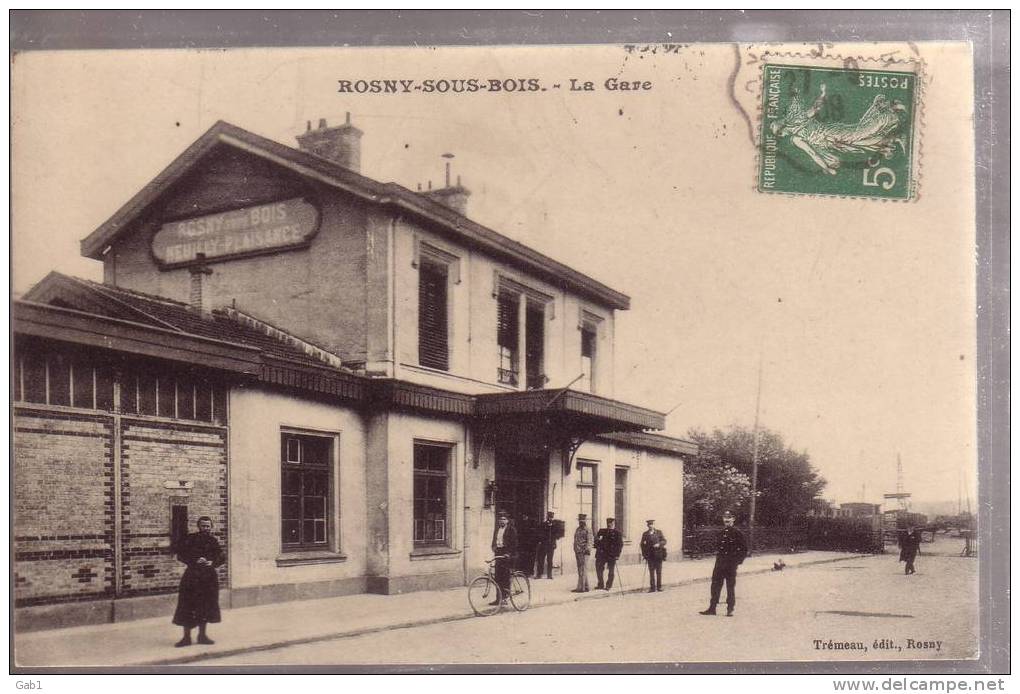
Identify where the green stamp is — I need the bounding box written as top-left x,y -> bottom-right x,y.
759,63 -> 917,200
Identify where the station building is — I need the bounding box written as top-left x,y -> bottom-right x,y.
13,117 -> 697,630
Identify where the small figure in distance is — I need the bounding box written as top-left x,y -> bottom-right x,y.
772,558 -> 786,571
898,524 -> 922,575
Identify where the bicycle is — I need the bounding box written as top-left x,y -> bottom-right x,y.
467,557 -> 531,616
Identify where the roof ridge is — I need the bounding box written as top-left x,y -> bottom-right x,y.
74,275 -> 192,309
80,119 -> 631,311
223,306 -> 350,372
57,274 -> 186,332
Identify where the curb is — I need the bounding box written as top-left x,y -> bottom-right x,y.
139,553 -> 869,667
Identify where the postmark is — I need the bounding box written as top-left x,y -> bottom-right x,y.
758,62 -> 919,200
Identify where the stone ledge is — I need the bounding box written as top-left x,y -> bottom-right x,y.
408,547 -> 461,561
275,551 -> 348,567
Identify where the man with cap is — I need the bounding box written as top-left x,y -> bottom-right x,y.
490,510 -> 518,605
594,517 -> 624,590
699,510 -> 747,616
640,519 -> 667,592
571,514 -> 594,592
534,511 -> 560,579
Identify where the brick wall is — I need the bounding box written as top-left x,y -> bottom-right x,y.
13,406 -> 228,608
121,419 -> 227,597
13,409 -> 114,605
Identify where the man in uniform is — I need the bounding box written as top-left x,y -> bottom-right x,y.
571,513 -> 593,593
534,511 -> 559,579
594,517 -> 624,590
699,510 -> 747,616
899,524 -> 922,575
490,510 -> 517,605
640,519 -> 667,592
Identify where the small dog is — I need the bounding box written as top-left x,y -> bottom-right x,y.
772,558 -> 787,572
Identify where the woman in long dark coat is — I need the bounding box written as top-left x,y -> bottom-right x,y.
172,516 -> 224,647
898,526 -> 922,575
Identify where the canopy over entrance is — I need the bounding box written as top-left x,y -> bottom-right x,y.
475,388 -> 665,476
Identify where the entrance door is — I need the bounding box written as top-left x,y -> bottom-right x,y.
494,450 -> 547,530
495,478 -> 544,528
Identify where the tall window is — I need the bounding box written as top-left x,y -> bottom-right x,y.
577,462 -> 597,524
580,323 -> 597,393
525,302 -> 545,389
495,280 -> 548,389
418,259 -> 449,371
496,292 -> 519,386
414,442 -> 451,546
281,433 -> 333,550
614,467 -> 629,539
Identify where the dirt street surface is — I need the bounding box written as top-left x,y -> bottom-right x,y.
208,537 -> 977,665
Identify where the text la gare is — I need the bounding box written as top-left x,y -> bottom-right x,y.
571,78 -> 653,91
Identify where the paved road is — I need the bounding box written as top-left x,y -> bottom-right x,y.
207,537 -> 977,665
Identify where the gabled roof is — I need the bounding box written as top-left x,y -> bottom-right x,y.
79,120 -> 630,311
24,272 -> 344,371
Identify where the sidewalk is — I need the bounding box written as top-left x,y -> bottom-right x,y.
15,550 -> 866,668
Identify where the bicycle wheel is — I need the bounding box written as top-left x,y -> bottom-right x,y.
509,572 -> 531,611
468,576 -> 502,616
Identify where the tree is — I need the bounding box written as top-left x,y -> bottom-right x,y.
683,461 -> 751,527
686,425 -> 827,527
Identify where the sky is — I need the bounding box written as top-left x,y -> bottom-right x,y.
11,43 -> 978,508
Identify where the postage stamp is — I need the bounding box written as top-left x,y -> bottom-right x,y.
758,63 -> 919,200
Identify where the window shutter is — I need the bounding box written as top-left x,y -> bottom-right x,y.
525,303 -> 545,388
497,293 -> 519,350
418,261 -> 449,370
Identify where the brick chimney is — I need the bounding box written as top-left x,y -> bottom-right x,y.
422,155 -> 471,216
189,254 -> 214,317
296,113 -> 363,172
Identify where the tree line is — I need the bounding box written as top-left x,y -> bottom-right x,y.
684,425 -> 827,527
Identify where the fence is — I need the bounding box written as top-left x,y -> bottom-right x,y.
683,518 -> 884,558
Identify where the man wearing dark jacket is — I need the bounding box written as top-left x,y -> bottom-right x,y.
699,510 -> 747,616
490,510 -> 518,604
594,517 -> 624,590
534,511 -> 560,579
640,519 -> 667,592
899,525 -> 922,575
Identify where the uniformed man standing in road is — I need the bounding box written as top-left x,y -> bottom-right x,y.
640,519 -> 667,592
594,517 -> 623,590
898,524 -> 922,575
571,514 -> 593,593
534,511 -> 559,579
699,510 -> 747,616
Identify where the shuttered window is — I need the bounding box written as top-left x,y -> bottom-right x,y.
418,259 -> 449,371
525,302 -> 545,389
580,324 -> 597,393
497,292 -> 519,385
